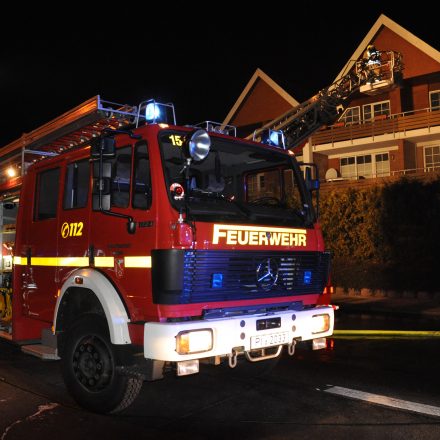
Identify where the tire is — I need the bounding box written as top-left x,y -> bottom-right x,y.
60,315 -> 143,414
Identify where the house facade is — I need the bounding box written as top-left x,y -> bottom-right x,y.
224,15 -> 440,184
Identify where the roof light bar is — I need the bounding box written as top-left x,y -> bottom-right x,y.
194,121 -> 237,137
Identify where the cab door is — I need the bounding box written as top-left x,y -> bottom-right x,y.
22,166 -> 61,322
89,139 -> 156,322
56,157 -> 91,291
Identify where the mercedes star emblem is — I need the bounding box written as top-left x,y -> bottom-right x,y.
256,258 -> 279,291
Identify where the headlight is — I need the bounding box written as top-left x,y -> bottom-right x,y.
176,329 -> 213,355
311,314 -> 330,334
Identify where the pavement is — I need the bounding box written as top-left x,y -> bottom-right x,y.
332,288 -> 440,318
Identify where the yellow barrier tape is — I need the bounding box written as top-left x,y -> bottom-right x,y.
333,330 -> 440,338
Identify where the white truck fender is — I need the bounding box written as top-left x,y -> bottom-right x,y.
54,268 -> 131,344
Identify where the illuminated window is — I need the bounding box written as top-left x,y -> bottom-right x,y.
363,100 -> 390,121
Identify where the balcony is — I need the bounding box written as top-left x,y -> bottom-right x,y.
311,108 -> 440,146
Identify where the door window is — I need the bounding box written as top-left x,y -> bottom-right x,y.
63,160 -> 90,209
132,142 -> 152,210
35,168 -> 60,220
112,146 -> 132,208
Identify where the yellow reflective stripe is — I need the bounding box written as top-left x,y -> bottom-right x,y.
13,255 -> 152,268
32,257 -> 89,267
95,257 -> 114,267
58,257 -> 89,267
31,257 -> 59,266
124,256 -> 152,268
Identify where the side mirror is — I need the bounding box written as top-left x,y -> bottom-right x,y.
302,163 -> 320,219
91,137 -> 116,158
93,193 -> 111,211
3,202 -> 16,210
93,161 -> 112,179
305,166 -> 320,191
92,160 -> 112,211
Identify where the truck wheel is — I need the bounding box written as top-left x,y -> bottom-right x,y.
60,315 -> 143,414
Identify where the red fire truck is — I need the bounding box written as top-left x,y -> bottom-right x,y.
0,96 -> 332,413
0,49 -> 402,413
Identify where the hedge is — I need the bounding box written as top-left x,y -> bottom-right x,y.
319,177 -> 440,291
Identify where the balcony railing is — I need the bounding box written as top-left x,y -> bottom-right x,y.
311,107 -> 440,146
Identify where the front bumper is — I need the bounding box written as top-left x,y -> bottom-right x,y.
144,305 -> 334,362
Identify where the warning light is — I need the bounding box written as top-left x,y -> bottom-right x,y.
6,167 -> 17,178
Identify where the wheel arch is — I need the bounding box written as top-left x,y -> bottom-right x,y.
54,268 -> 131,345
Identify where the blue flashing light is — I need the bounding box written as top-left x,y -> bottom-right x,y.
269,130 -> 281,146
260,129 -> 285,148
145,102 -> 161,122
303,271 -> 312,285
211,273 -> 223,289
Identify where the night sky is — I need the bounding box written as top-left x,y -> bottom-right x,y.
1,5 -> 437,147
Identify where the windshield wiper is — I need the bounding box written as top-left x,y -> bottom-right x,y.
190,188 -> 252,218
190,188 -> 224,200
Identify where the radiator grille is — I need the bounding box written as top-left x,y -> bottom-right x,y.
181,250 -> 330,303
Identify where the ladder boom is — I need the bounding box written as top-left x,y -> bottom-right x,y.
251,50 -> 403,150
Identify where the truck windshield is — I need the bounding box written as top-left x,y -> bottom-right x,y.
159,130 -> 312,227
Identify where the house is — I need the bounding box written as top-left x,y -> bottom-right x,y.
223,68 -> 299,139
224,14 -> 440,183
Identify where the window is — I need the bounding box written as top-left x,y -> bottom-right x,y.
340,106 -> 361,125
35,168 -> 60,220
63,160 -> 90,209
247,171 -> 280,201
429,91 -> 440,111
340,155 -> 373,179
363,100 -> 390,121
376,153 -> 390,177
356,155 -> 372,178
425,145 -> 440,170
247,174 -> 257,195
160,130 -> 309,227
340,157 -> 356,179
283,169 -> 302,211
112,146 -> 132,208
132,142 -> 152,210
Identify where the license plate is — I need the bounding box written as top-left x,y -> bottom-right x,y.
251,332 -> 289,349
